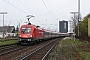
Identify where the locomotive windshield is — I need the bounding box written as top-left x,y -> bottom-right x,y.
22,28 -> 31,34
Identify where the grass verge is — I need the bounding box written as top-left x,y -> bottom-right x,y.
0,40 -> 18,46
48,37 -> 90,60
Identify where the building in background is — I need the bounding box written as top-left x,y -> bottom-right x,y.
59,20 -> 68,33
0,26 -> 15,38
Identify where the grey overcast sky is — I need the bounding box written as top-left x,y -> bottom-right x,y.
0,0 -> 90,31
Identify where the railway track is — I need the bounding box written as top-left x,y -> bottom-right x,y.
0,44 -> 28,60
0,44 -> 26,56
0,37 -> 63,60
0,44 -> 20,54
16,38 -> 61,60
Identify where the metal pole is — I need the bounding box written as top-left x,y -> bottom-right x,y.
0,12 -> 7,39
18,22 -> 20,31
78,0 -> 80,36
3,14 -> 4,38
74,13 -> 75,43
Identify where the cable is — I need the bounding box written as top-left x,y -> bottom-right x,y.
17,0 -> 36,15
38,0 -> 77,17
3,0 -> 28,14
51,0 -> 77,13
42,0 -> 55,20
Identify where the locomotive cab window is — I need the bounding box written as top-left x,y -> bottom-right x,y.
22,28 -> 31,34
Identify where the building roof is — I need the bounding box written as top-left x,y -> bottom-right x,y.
0,26 -> 15,33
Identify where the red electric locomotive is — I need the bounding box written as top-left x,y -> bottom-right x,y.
18,16 -> 61,45
18,23 -> 44,45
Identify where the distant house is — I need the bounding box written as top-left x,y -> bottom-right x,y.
0,26 -> 15,38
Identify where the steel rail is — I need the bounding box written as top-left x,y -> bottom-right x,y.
41,39 -> 59,60
0,45 -> 18,51
0,46 -> 26,56
20,40 -> 56,60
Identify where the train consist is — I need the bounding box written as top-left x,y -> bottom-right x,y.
18,22 -> 61,45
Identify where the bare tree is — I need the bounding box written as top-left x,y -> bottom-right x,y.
71,13 -> 82,28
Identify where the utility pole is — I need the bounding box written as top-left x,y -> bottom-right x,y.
17,22 -> 20,31
78,0 -> 80,36
70,12 -> 78,43
0,12 -> 7,38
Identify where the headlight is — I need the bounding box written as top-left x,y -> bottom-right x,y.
19,35 -> 21,37
30,35 -> 32,37
28,39 -> 31,41
28,39 -> 30,41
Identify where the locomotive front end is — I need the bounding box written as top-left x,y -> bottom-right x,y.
18,25 -> 34,45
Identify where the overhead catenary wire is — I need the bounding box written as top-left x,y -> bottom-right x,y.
4,0 -> 44,24
45,0 -> 58,20
3,0 -> 28,14
17,0 -> 36,15
2,0 -> 77,29
3,0 -> 77,19
38,0 -> 77,17
17,0 -> 48,23
42,0 -> 55,20
51,0 -> 77,13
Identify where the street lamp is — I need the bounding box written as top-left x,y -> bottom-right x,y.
0,12 -> 7,38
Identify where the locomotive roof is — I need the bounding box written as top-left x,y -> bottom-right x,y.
21,24 -> 43,30
21,24 -> 35,28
